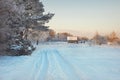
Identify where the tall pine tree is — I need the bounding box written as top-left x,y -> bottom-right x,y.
0,0 -> 54,55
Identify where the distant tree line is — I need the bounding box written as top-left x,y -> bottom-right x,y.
92,31 -> 120,45
47,29 -> 120,45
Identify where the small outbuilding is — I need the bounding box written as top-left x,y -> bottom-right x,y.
67,36 -> 78,43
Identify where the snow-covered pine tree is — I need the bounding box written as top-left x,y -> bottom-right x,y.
24,0 -> 54,43
0,0 -> 54,56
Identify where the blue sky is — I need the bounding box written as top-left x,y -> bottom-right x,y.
41,0 -> 120,37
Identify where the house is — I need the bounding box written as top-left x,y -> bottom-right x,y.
67,36 -> 78,43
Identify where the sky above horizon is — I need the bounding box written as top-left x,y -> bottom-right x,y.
41,0 -> 120,37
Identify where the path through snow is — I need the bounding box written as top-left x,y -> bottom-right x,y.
0,42 -> 120,80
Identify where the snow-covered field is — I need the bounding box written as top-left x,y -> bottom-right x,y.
0,42 -> 120,80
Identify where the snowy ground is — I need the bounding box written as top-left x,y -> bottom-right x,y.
0,42 -> 120,80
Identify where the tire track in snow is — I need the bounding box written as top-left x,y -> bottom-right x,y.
44,48 -> 71,80
52,49 -> 80,80
46,49 -> 68,80
34,50 -> 49,80
28,50 -> 43,80
45,51 -> 56,80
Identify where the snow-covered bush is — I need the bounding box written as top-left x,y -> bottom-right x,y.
92,32 -> 108,45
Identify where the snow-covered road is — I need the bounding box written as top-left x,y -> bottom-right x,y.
0,42 -> 120,80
